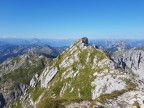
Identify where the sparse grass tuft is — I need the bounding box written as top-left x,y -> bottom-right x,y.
97,79 -> 136,104
11,99 -> 22,108
30,83 -> 44,102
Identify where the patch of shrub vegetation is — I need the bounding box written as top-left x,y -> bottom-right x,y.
133,101 -> 140,108
37,98 -> 65,108
30,83 -> 44,102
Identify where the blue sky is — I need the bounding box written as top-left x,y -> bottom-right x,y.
0,0 -> 144,39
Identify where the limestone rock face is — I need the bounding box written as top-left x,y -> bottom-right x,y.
0,52 -> 50,108
30,74 -> 39,87
114,48 -> 144,79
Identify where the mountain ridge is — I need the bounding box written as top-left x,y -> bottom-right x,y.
18,37 -> 137,108
1,37 -> 144,108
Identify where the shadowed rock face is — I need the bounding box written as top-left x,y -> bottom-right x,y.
81,37 -> 88,46
0,93 -> 6,108
118,58 -> 126,69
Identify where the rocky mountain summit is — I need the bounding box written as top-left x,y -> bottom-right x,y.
1,37 -> 144,108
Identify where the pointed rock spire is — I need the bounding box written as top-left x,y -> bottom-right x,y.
81,37 -> 88,46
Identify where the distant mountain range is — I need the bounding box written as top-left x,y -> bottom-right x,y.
90,39 -> 144,53
1,38 -> 144,63
0,38 -> 75,47
0,38 -> 67,63
1,38 -> 144,47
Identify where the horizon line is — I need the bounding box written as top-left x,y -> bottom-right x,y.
0,37 -> 144,40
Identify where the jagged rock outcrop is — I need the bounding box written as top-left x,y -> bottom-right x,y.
113,48 -> 144,79
0,93 -> 6,108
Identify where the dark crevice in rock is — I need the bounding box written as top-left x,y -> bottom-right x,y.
118,58 -> 126,70
0,93 -> 6,108
138,52 -> 142,68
